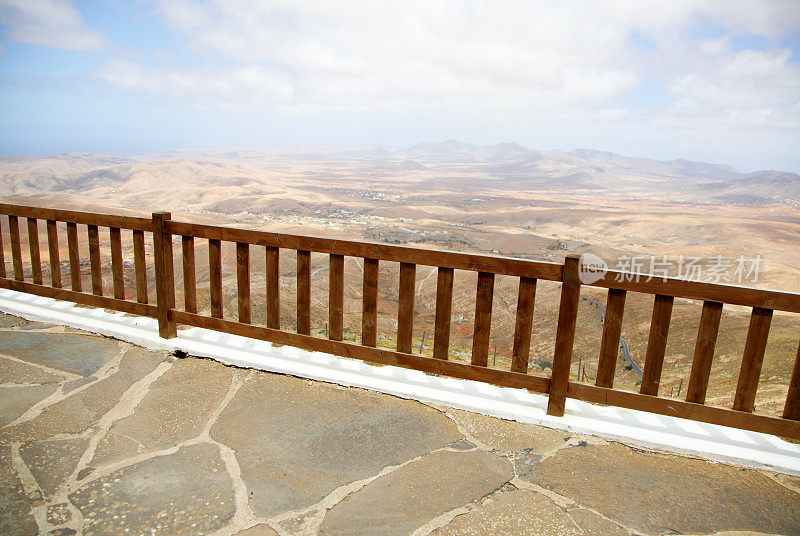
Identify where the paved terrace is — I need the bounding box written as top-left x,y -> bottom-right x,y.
0,312 -> 799,536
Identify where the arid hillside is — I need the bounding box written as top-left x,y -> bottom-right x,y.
1,143 -> 799,414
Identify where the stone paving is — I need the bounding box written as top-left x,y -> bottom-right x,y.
0,312 -> 798,536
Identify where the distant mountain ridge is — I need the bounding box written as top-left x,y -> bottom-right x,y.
1,141 -> 798,203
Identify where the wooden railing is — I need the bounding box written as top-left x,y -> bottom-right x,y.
1,202 -> 799,439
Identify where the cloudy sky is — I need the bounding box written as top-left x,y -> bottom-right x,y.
1,0 -> 799,171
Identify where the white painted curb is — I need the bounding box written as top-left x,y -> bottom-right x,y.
1,288 -> 798,476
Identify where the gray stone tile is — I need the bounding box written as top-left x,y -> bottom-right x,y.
88,432 -> 141,468
443,408 -> 571,453
0,355 -> 66,385
0,332 -> 120,377
432,489 -> 583,536
319,449 -> 514,536
107,358 -> 234,450
69,443 -> 235,536
0,445 -> 38,535
211,373 -> 462,518
524,442 -> 800,535
0,384 -> 57,427
234,524 -> 280,536
20,437 -> 89,498
0,347 -> 168,443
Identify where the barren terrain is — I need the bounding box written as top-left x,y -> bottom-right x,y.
1,141 -> 799,415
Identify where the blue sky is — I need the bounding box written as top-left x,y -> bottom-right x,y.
1,1 -> 799,172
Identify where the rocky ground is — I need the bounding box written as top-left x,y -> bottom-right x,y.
0,312 -> 798,535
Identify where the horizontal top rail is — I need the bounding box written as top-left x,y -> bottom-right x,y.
0,203 -> 153,232
166,220 -> 565,281
589,270 -> 800,314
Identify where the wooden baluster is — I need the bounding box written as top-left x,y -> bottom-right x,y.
181,236 -> 196,312
46,220 -> 61,287
686,301 -> 723,404
397,262 -> 416,353
547,255 -> 581,417
266,246 -> 280,329
87,224 -> 103,296
27,218 -> 42,284
0,217 -> 5,278
783,341 -> 800,420
152,212 -> 176,338
297,250 -> 311,334
209,238 -> 223,318
511,276 -> 537,373
66,222 -> 81,291
110,227 -> 125,299
733,307 -> 773,412
236,242 -> 251,324
471,271 -> 494,366
596,288 -> 627,388
640,294 -> 674,396
132,230 -> 147,303
433,267 -> 454,360
329,254 -> 344,341
362,258 -> 379,347
9,215 -> 23,281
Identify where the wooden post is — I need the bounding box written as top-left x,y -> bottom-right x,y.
511,277 -> 537,373
110,227 -> 125,299
0,217 -> 5,278
783,341 -> 800,420
640,294 -> 674,396
209,239 -> 223,318
66,222 -> 81,291
236,242 -> 251,324
361,258 -> 379,347
433,267 -> 454,360
133,230 -> 148,303
9,215 -> 23,281
266,246 -> 280,329
46,220 -> 61,288
329,254 -> 344,341
152,212 -> 176,339
471,271 -> 494,366
297,250 -> 311,335
733,307 -> 772,412
547,255 -> 581,416
686,301 -> 723,404
596,288 -> 626,388
181,236 -> 196,312
397,262 -> 416,353
87,224 -> 102,296
27,218 -> 42,285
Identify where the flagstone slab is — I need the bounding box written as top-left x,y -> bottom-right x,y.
0,347 -> 168,443
319,449 -> 513,536
523,442 -> 800,535
88,432 -> 141,468
0,331 -> 121,377
0,445 -> 38,536
0,356 -> 66,385
431,488 -> 583,536
211,373 -> 462,518
19,437 -> 89,498
69,443 -> 235,536
0,384 -> 57,427
443,407 -> 571,454
107,357 -> 235,451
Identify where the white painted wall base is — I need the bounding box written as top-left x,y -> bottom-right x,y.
1,288 -> 798,476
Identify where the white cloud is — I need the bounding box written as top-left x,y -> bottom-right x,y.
0,0 -> 105,50
85,0 -> 800,168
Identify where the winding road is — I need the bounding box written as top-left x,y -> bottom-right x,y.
580,295 -> 643,379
